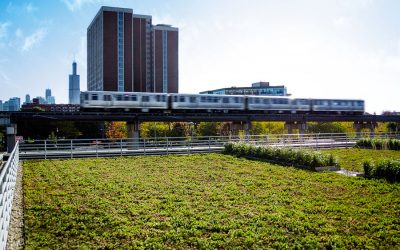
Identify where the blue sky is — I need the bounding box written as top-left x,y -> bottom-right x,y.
0,0 -> 399,113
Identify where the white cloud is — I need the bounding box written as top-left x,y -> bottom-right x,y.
0,22 -> 11,39
333,17 -> 350,27
15,28 -> 23,38
62,0 -> 97,12
25,3 -> 38,13
22,29 -> 47,52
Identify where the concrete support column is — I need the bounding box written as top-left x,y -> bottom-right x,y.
353,122 -> 378,138
284,122 -> 307,134
231,122 -> 242,136
353,122 -> 362,138
244,121 -> 251,137
6,124 -> 17,153
126,121 -> 140,147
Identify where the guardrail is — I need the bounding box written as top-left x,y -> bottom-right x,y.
18,133 -> 399,160
0,142 -> 19,250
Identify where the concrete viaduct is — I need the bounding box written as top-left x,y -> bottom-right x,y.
1,111 -> 400,153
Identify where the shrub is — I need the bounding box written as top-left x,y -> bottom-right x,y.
356,138 -> 400,151
224,143 -> 339,171
363,159 -> 400,182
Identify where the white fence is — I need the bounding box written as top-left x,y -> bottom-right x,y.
18,133 -> 399,160
0,142 -> 19,250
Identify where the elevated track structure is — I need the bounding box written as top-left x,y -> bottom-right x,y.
1,111 -> 400,153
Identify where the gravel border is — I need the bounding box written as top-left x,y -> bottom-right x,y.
6,162 -> 24,250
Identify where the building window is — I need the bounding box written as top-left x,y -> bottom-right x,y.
117,12 -> 124,92
162,30 -> 168,93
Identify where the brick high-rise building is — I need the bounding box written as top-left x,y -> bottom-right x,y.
87,6 -> 178,93
153,24 -> 179,93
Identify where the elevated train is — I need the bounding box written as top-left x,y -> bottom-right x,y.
80,91 -> 365,115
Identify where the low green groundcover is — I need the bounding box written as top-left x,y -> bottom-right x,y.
24,154 -> 400,249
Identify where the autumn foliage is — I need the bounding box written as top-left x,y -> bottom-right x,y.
105,122 -> 127,139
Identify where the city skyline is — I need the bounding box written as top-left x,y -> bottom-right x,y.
0,0 -> 399,113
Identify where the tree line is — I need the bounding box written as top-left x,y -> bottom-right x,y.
10,121 -> 399,141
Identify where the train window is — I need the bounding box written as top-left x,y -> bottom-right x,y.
223,97 -> 229,103
104,95 -> 111,101
161,95 -> 166,102
190,96 -> 196,103
142,96 -> 149,102
272,99 -> 288,104
254,98 -> 260,104
91,94 -> 98,101
116,95 -> 123,101
84,93 -> 89,100
214,97 -> 219,103
263,99 -> 269,104
179,96 -> 185,102
156,95 -> 161,102
174,96 -> 178,102
131,95 -> 137,101
201,96 -> 206,102
297,99 -> 309,105
124,95 -> 130,101
234,97 -> 239,103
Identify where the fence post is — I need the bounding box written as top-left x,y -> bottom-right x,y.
143,139 -> 146,156
44,140 -> 47,160
166,137 -> 169,155
120,138 -> 123,156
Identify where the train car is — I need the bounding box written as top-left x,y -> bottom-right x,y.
81,91 -> 168,111
80,91 -> 365,115
291,99 -> 311,113
170,93 -> 245,112
247,96 -> 293,113
311,99 -> 364,114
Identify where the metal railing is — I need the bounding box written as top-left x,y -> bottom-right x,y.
18,133 -> 399,160
0,142 -> 19,250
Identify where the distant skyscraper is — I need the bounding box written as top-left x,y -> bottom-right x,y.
45,88 -> 56,104
25,94 -> 31,104
69,61 -> 81,104
0,100 -> 3,111
45,89 -> 51,100
35,96 -> 47,104
6,97 -> 21,111
47,96 -> 56,104
87,6 -> 178,93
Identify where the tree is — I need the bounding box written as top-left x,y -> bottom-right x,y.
306,122 -> 352,134
196,122 -> 220,136
169,122 -> 189,137
263,122 -> 286,134
105,122 -> 127,139
387,122 -> 400,133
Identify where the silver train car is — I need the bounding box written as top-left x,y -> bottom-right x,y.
80,91 -> 365,115
170,94 -> 245,111
81,91 -> 168,111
